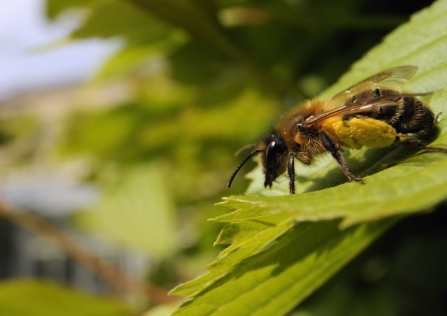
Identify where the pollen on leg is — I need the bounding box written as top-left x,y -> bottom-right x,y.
332,117 -> 397,149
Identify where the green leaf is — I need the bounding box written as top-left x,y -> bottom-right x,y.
143,301 -> 184,316
171,213 -> 295,297
77,162 -> 176,258
93,45 -> 168,82
171,1 -> 447,314
0,279 -> 133,316
172,219 -> 394,315
47,0 -> 171,46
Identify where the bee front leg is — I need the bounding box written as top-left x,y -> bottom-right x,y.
287,152 -> 296,194
320,131 -> 365,184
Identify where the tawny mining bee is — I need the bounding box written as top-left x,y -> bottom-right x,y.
228,65 -> 447,194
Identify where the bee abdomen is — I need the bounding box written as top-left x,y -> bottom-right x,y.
392,97 -> 435,134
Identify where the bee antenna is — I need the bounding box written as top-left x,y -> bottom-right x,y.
227,149 -> 261,188
234,143 -> 257,157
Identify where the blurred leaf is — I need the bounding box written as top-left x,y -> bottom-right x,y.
77,162 -> 176,258
182,89 -> 276,141
61,106 -> 139,160
0,115 -> 38,145
47,0 -> 171,46
0,279 -> 133,316
93,46 -> 168,82
171,1 -> 447,314
61,89 -> 275,162
169,42 -> 230,85
228,0 -> 404,29
45,0 -> 91,19
45,0 -> 414,98
143,301 -> 184,316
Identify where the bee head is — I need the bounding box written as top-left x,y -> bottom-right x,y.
262,131 -> 288,188
227,131 -> 289,190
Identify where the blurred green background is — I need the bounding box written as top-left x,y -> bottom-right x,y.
0,0 -> 441,314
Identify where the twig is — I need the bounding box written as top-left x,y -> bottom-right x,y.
0,201 -> 177,304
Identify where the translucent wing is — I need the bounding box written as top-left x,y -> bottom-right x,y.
305,66 -> 420,126
330,65 -> 418,102
305,91 -> 432,127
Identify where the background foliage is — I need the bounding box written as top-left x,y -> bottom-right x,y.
1,0 -> 446,315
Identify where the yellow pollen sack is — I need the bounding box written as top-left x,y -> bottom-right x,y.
327,117 -> 398,149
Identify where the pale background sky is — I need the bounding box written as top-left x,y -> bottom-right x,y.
0,0 -> 120,100
0,0 -> 119,212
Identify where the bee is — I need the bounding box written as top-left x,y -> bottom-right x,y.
228,65 -> 447,194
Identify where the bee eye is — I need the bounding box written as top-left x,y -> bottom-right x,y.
296,123 -> 305,131
265,135 -> 287,167
265,141 -> 278,168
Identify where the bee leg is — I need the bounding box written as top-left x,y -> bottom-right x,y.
320,131 -> 365,183
435,112 -> 442,124
287,152 -> 296,194
398,136 -> 447,153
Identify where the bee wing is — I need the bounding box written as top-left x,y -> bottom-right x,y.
305,92 -> 432,126
331,65 -> 418,101
355,65 -> 418,86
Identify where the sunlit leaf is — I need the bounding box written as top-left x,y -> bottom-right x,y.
172,219 -> 394,315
